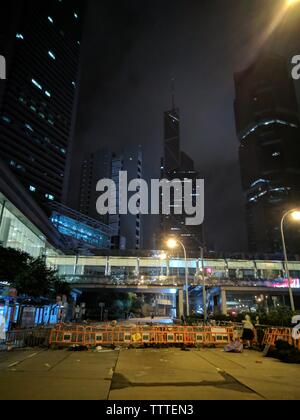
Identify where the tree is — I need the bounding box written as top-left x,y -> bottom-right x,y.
0,246 -> 64,299
0,246 -> 32,282
52,279 -> 71,298
12,256 -> 59,298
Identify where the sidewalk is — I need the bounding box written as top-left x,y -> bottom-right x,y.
0,347 -> 299,400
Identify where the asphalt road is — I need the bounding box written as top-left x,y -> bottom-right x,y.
0,347 -> 299,400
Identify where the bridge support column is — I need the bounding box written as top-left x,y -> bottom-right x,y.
105,257 -> 111,276
135,258 -> 140,276
221,289 -> 227,315
177,289 -> 184,319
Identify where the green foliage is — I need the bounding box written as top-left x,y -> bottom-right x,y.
52,279 -> 71,298
13,257 -> 56,297
0,246 -> 31,282
256,306 -> 294,327
0,246 -> 65,300
185,307 -> 296,327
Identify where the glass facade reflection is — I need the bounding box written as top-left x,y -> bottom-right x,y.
0,197 -> 57,258
50,212 -> 111,249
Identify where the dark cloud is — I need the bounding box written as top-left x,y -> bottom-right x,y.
69,0 -> 298,251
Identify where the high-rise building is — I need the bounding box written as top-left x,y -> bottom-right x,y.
161,104 -> 203,251
0,0 -> 84,212
115,146 -> 143,250
79,149 -> 112,222
234,54 -> 300,254
163,107 -> 181,173
78,146 -> 144,250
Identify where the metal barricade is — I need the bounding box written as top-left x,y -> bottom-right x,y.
0,328 -> 51,350
49,324 -> 235,348
262,327 -> 300,350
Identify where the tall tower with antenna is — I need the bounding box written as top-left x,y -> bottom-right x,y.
160,80 -> 203,251
162,79 -> 181,175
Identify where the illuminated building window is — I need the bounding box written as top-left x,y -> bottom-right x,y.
251,179 -> 269,188
32,79 -> 43,90
24,123 -> 34,132
48,51 -> 56,60
241,119 -> 298,141
1,115 -> 11,124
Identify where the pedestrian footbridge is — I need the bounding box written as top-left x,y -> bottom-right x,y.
46,255 -> 300,289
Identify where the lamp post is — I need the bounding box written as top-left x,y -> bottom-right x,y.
280,209 -> 300,312
166,238 -> 190,317
199,246 -> 207,322
159,252 -> 167,276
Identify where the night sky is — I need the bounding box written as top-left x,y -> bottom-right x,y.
68,0 -> 300,252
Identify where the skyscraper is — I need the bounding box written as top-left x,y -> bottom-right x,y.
234,54 -> 300,254
0,0 -> 84,212
78,146 -> 144,250
79,149 -> 112,222
113,147 -> 143,250
161,103 -> 203,251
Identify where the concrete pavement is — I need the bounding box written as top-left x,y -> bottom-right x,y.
0,347 -> 299,400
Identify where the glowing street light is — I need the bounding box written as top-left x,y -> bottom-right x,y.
166,238 -> 190,317
291,210 -> 300,221
280,209 -> 300,312
287,0 -> 300,7
166,238 -> 178,250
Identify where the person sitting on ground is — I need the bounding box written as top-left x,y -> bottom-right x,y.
241,314 -> 255,348
224,337 -> 243,353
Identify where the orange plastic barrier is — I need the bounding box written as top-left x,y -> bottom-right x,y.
49,324 -> 235,348
262,328 -> 300,350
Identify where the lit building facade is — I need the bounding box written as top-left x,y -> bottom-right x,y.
78,146 -> 144,250
0,0 -> 85,212
113,147 -> 143,250
50,202 -> 113,251
0,157 -> 63,258
234,54 -> 300,254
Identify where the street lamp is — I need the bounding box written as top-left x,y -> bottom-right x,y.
287,0 -> 300,6
159,252 -> 167,276
199,246 -> 207,322
166,238 -> 190,317
280,209 -> 300,312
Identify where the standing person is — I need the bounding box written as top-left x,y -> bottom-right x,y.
242,314 -> 255,348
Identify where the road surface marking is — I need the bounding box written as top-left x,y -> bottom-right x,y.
26,353 -> 37,359
8,362 -> 20,368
